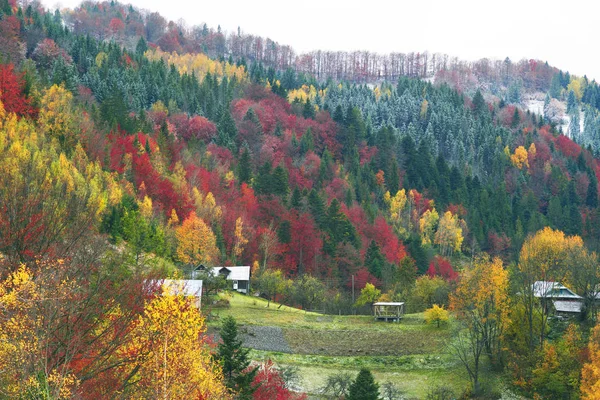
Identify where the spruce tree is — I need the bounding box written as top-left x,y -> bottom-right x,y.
365,240 -> 385,280
217,316 -> 258,399
271,164 -> 289,197
587,173 -> 598,208
511,107 -> 520,128
308,189 -> 326,228
290,187 -> 302,209
347,368 -> 379,400
472,89 -> 486,118
238,147 -> 252,185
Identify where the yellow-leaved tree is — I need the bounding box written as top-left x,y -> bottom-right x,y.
518,227 -> 588,349
434,211 -> 464,256
0,265 -> 78,398
39,84 -> 77,150
510,146 -> 529,170
175,211 -> 219,265
582,322 -> 600,399
117,289 -> 228,399
450,256 -> 510,392
0,111 -> 120,264
232,217 -> 248,263
419,208 -> 439,246
384,189 -> 410,238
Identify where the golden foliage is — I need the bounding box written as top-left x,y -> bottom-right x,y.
233,217 -> 248,260
175,211 -> 219,265
146,48 -> 247,83
419,208 -> 439,246
424,304 -> 449,327
39,84 -> 77,149
582,322 -> 600,399
0,112 -> 120,261
384,189 -> 410,238
451,256 -> 510,331
138,195 -> 154,219
193,188 -> 223,224
117,291 -> 228,399
0,265 -> 79,398
287,84 -> 327,104
510,146 -> 529,170
519,227 -> 584,285
568,77 -> 585,101
434,211 -> 464,256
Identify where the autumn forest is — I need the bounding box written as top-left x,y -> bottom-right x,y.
2,0 -> 600,398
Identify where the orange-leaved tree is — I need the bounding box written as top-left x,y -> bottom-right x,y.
175,211 -> 219,266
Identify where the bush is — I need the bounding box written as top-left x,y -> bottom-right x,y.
424,304 -> 449,328
425,385 -> 455,400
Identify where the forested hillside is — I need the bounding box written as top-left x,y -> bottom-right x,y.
2,0 -> 600,397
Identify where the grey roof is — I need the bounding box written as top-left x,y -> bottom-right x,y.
532,281 -> 582,299
373,302 -> 405,306
553,300 -> 583,313
160,279 -> 203,297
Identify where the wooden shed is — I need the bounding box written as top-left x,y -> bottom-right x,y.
372,302 -> 405,322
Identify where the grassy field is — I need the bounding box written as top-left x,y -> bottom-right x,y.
207,293 -> 470,398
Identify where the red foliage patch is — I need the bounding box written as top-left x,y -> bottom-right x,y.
426,255 -> 458,281
554,135 -> 581,159
0,64 -> 35,117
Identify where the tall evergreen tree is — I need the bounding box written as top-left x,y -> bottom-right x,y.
238,147 -> 252,185
587,173 -> 599,208
216,316 -> 258,399
347,368 -> 380,400
365,240 -> 385,280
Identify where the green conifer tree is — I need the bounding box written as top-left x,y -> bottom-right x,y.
347,368 -> 380,400
217,316 -> 258,399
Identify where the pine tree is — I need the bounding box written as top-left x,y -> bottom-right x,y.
238,147 -> 252,185
290,187 -> 302,209
217,316 -> 258,399
303,99 -> 315,119
135,36 -> 148,56
308,189 -> 326,228
587,173 -> 599,208
347,368 -> 379,400
217,107 -> 237,151
472,89 -> 486,118
277,221 -> 291,244
511,107 -> 520,128
271,164 -> 289,197
365,240 -> 385,280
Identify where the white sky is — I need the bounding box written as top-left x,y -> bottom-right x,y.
46,0 -> 600,81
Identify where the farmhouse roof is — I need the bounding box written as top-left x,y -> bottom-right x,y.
553,300 -> 583,313
373,302 -> 405,306
532,281 -> 582,299
159,279 -> 203,297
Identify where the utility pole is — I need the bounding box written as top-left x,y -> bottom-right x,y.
352,274 -> 355,303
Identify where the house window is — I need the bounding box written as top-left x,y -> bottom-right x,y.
233,280 -> 238,290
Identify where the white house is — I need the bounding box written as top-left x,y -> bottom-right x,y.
532,281 -> 583,315
192,265 -> 251,294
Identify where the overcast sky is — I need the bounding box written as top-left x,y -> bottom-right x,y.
45,0 -> 600,81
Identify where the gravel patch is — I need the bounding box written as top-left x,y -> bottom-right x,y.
210,325 -> 292,353
241,326 -> 292,353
